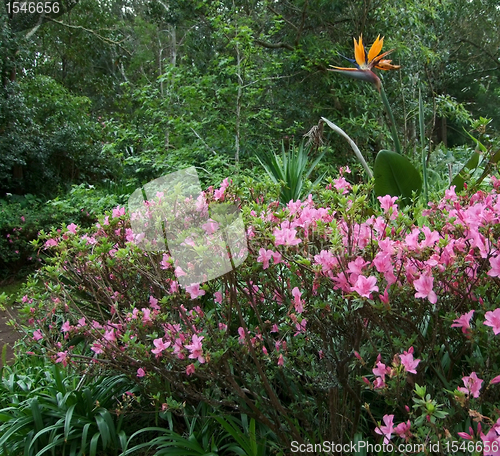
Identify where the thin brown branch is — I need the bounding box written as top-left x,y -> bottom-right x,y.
254,39 -> 294,51
46,17 -> 132,55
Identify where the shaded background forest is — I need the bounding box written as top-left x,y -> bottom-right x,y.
1,0 -> 500,278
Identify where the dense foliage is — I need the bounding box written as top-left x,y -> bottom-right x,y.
13,176 -> 500,454
2,0 -> 500,454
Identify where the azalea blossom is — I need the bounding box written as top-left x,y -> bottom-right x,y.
399,347 -> 420,374
273,227 -> 301,246
91,342 -> 104,354
480,420 -> 500,456
451,310 -> 474,334
55,351 -> 69,367
488,255 -> 500,277
67,223 -> 78,234
375,414 -> 394,444
378,195 -> 398,212
257,248 -> 273,269
292,287 -> 304,314
112,206 -> 126,218
185,283 -> 206,300
394,420 -> 412,440
413,273 -> 437,304
484,308 -> 500,335
151,338 -> 171,356
373,360 -> 391,382
351,275 -> 379,299
137,368 -> 146,378
457,372 -> 483,398
184,334 -> 205,363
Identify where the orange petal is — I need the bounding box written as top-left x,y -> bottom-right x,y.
354,35 -> 366,67
367,35 -> 384,64
375,60 -> 401,71
370,49 -> 395,68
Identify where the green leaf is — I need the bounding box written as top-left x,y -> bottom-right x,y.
450,150 -> 480,192
374,150 -> 422,203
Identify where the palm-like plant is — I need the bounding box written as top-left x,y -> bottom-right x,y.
256,142 -> 325,205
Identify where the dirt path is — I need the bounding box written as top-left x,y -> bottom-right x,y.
0,307 -> 20,368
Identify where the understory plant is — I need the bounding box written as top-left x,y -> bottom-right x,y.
0,354 -> 139,456
17,174 -> 500,454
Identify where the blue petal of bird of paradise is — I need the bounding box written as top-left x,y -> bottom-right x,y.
339,54 -> 359,66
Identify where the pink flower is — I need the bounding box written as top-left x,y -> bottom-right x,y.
378,195 -> 398,212
186,283 -> 206,300
91,342 -> 104,354
214,291 -> 223,303
219,323 -> 227,331
137,368 -> 146,378
257,248 -> 273,269
61,321 -> 71,333
457,427 -> 474,440
277,354 -> 284,366
44,238 -> 58,248
174,266 -> 186,277
186,364 -> 196,375
481,425 -> 500,456
151,338 -> 171,356
399,347 -> 420,374
292,287 -> 304,314
33,329 -> 43,341
490,375 -> 500,385
67,223 -> 78,234
484,308 -> 500,335
202,220 -> 219,234
55,351 -> 69,367
394,420 -> 412,440
160,254 -> 171,270
373,361 -> 391,381
112,206 -> 125,218
333,177 -> 352,194
413,274 -> 437,304
451,310 -> 474,334
273,227 -> 301,246
238,327 -> 246,344
487,255 -> 500,277
104,328 -> 117,342
375,414 -> 394,444
351,275 -> 378,299
184,334 -> 205,363
149,296 -> 160,310
458,372 -> 483,398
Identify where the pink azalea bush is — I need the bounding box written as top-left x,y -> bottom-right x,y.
21,175 -> 500,451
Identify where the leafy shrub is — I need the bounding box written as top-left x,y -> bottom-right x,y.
19,174 -> 500,453
0,185 -> 131,279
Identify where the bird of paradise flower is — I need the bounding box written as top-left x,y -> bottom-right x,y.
328,35 -> 400,92
326,35 -> 425,204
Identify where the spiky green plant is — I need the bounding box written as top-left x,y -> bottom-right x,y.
256,143 -> 325,205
